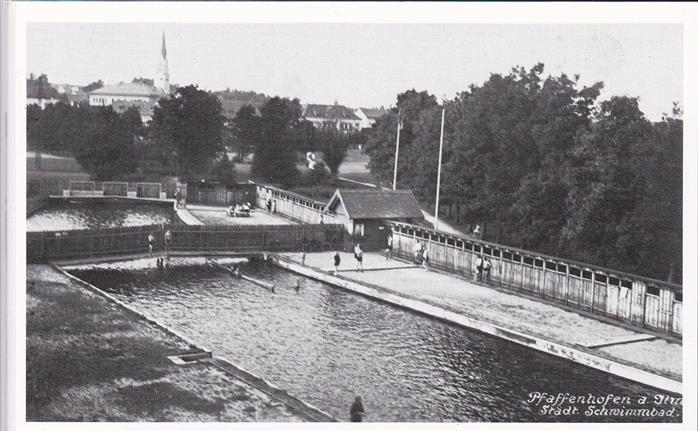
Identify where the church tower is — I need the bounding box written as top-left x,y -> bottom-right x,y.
155,32 -> 170,94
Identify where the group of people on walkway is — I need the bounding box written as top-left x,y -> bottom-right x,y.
474,255 -> 493,283
148,229 -> 173,266
331,243 -> 365,275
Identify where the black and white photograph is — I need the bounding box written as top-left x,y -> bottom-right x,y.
3,2 -> 697,429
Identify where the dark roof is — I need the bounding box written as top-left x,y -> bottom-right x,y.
329,189 -> 424,220
303,104 -> 361,121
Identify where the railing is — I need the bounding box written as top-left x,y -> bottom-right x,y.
62,181 -> 164,198
255,184 -> 337,225
27,223 -> 346,263
388,221 -> 683,337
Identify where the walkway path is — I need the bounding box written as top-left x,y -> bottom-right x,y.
187,204 -> 296,226
280,251 -> 681,382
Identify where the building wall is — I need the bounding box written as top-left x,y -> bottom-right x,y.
89,94 -> 151,106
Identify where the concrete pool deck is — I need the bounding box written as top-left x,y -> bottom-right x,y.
27,264 -> 333,422
187,204 -> 297,226
277,251 -> 682,394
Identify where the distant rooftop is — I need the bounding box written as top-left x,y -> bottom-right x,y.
90,82 -> 164,97
303,104 -> 361,121
360,107 -> 387,120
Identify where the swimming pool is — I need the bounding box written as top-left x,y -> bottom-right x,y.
69,259 -> 682,422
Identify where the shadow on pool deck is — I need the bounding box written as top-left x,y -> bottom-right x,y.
26,264 -> 312,422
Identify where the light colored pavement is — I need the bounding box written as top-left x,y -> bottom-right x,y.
282,251 -> 682,380
187,204 -> 297,226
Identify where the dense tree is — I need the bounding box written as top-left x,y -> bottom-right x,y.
363,64 -> 681,281
315,131 -> 350,176
208,153 -> 236,184
363,89 -> 438,187
562,97 -> 652,266
230,104 -> 261,161
70,106 -> 141,180
150,85 -> 225,181
621,107 -> 682,282
251,97 -> 306,186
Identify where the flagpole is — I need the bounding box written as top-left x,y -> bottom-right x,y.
392,109 -> 401,190
434,104 -> 446,231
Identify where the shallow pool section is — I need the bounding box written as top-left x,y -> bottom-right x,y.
27,200 -> 181,231
70,260 -> 682,422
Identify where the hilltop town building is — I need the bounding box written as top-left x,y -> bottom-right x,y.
88,32 -> 172,122
302,103 -> 362,133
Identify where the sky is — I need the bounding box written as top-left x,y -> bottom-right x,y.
27,23 -> 682,121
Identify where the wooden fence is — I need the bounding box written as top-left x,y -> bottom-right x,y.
186,183 -> 257,206
27,223 -> 346,263
255,184 -> 337,225
389,221 -> 683,337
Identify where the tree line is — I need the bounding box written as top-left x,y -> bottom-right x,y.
27,84 -> 356,189
363,64 -> 682,282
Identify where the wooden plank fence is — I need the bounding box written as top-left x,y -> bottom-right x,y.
27,223 -> 345,263
255,184 -> 337,225
389,221 -> 683,337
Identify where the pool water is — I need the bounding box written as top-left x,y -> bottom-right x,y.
27,200 -> 181,231
70,260 -> 682,422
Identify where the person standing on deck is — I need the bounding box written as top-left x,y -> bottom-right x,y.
266,197 -> 272,214
386,233 -> 393,261
483,258 -> 492,283
148,233 -> 155,257
333,250 -> 341,275
474,255 -> 484,282
413,241 -> 422,264
164,230 -> 172,256
422,246 -> 429,271
350,396 -> 365,422
354,244 -> 364,272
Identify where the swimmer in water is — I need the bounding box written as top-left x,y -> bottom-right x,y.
295,279 -> 301,293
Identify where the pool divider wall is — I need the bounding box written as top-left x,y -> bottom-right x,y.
53,264 -> 338,422
270,255 -> 682,395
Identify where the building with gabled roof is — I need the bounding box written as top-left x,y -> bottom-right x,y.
355,107 -> 387,129
325,188 -> 424,248
88,32 -> 172,123
302,102 -> 362,133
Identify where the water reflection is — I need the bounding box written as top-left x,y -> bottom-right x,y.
70,261 -> 682,422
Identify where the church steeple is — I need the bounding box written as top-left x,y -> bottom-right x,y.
155,31 -> 170,94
